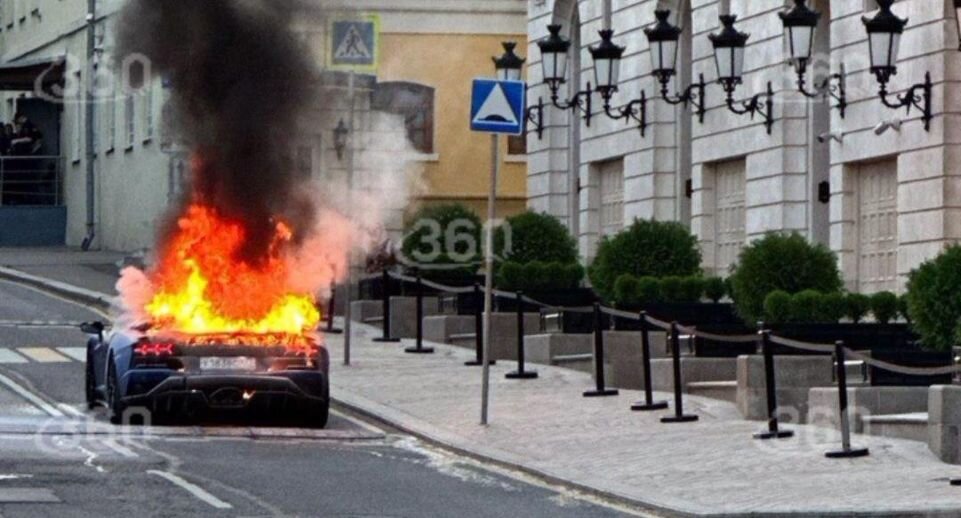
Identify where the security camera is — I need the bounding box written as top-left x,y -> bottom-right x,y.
874,118 -> 902,136
817,131 -> 843,144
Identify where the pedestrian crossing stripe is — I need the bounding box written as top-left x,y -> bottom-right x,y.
18,348 -> 70,363
57,348 -> 87,362
0,347 -> 88,364
0,350 -> 27,364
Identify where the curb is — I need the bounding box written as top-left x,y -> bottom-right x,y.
0,266 -> 112,314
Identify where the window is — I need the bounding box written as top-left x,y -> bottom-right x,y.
104,95 -> 116,152
372,82 -> 434,154
73,73 -> 82,161
598,160 -> 624,237
125,92 -> 135,149
507,135 -> 527,156
713,159 -> 746,274
856,160 -> 898,293
142,82 -> 154,141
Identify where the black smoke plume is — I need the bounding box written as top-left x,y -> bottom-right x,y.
116,0 -> 316,262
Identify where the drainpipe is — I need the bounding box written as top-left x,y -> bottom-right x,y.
602,0 -> 611,30
81,0 -> 96,251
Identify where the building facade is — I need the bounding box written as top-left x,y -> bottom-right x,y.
526,0 -> 961,293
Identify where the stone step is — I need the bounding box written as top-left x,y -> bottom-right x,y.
551,353 -> 593,375
363,316 -> 384,324
687,381 -> 737,403
862,412 -> 929,443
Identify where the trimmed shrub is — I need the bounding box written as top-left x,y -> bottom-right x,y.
638,277 -> 661,305
728,233 -> 842,324
679,277 -> 705,303
494,212 -> 578,265
659,276 -> 685,303
790,290 -> 824,323
898,294 -> 911,323
906,245 -> 961,351
588,219 -> 701,302
845,293 -> 871,323
563,263 -> 586,288
402,204 -> 482,281
763,291 -> 792,324
496,261 -> 583,292
703,277 -> 727,303
497,262 -> 524,291
870,292 -> 899,324
820,292 -> 847,323
614,275 -> 641,308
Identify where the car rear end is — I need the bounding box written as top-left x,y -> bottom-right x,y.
119,336 -> 329,425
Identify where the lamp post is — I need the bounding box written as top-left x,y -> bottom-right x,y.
537,24 -> 594,126
644,10 -> 706,123
955,0 -> 961,51
590,29 -> 649,136
779,0 -> 846,117
861,0 -> 932,131
333,119 -> 349,161
709,14 -> 775,135
493,42 -> 545,140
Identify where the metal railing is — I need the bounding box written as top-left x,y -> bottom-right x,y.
0,156 -> 64,207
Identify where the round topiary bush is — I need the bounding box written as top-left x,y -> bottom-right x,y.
402,204 -> 482,282
763,290 -> 792,324
494,211 -> 578,265
790,290 -> 824,323
906,245 -> 961,351
821,292 -> 847,323
496,261 -> 584,292
870,292 -> 899,324
845,293 -> 871,323
728,233 -> 842,324
659,276 -> 685,303
679,277 -> 705,303
588,219 -> 701,302
703,277 -> 727,303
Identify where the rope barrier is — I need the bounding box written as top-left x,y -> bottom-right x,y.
768,335 -> 836,354
643,315 -> 672,332
599,307 -> 642,321
844,348 -> 961,377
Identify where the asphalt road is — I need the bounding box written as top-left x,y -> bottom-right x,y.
0,279 -> 649,518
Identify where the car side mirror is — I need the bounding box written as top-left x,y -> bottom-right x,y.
80,321 -> 105,339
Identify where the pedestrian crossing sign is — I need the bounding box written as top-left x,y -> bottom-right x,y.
327,15 -> 379,72
470,79 -> 526,135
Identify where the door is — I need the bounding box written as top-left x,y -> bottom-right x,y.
856,160 -> 898,293
713,158 -> 746,274
598,159 -> 624,238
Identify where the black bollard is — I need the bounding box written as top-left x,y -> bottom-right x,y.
373,269 -> 400,343
661,322 -> 698,423
584,303 -> 619,397
465,283 -> 494,366
631,312 -> 668,411
405,270 -> 434,354
753,328 -> 793,439
826,341 -> 869,458
507,291 -> 537,380
325,284 -> 344,334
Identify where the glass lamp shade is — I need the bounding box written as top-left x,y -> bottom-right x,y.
779,0 -> 821,75
862,0 -> 907,84
538,24 -> 572,86
589,29 -> 625,97
709,15 -> 750,90
644,10 -> 682,85
493,42 -> 525,82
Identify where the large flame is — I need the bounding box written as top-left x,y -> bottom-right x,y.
142,204 -> 320,337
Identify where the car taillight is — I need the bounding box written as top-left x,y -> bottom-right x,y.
134,342 -> 176,357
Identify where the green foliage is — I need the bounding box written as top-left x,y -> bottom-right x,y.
906,245 -> 961,351
898,294 -> 911,323
845,293 -> 871,324
679,277 -> 705,303
820,292 -> 847,323
614,275 -> 641,308
763,291 -> 792,324
728,233 -> 843,324
402,204 -> 482,276
659,276 -> 685,303
790,290 -> 824,324
870,292 -> 899,324
496,261 -> 584,292
588,219 -> 701,302
494,212 -> 578,265
703,277 -> 727,303
637,277 -> 661,305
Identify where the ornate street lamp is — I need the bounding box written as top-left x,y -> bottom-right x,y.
493,42 -> 545,139
779,0 -> 846,117
537,24 -> 594,125
333,119 -> 349,161
590,29 -> 649,136
709,14 -> 775,134
644,9 -> 706,123
861,0 -> 932,131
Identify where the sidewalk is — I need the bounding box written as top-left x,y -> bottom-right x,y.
3,250 -> 960,517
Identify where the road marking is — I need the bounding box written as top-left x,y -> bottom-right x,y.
56,403 -> 86,418
0,373 -> 63,417
56,347 -> 87,362
17,348 -> 70,363
147,470 -> 233,510
101,439 -> 138,458
0,350 -> 27,364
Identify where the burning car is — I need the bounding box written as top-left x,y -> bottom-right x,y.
83,323 -> 329,427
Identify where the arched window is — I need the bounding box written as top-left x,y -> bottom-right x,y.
372,81 -> 434,154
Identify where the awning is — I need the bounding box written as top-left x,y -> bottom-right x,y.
0,56 -> 65,91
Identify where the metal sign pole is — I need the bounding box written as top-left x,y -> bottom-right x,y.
343,70 -> 356,366
480,133 -> 499,426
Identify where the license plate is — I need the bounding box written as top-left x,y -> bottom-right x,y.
199,357 -> 257,372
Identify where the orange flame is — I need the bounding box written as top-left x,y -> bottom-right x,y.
143,204 -> 320,338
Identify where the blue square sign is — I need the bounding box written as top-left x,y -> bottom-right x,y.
470,79 -> 527,136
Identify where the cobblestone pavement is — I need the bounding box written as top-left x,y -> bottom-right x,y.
326,325 -> 961,517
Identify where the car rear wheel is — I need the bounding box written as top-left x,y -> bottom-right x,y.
106,361 -> 127,425
84,357 -> 97,410
305,401 -> 329,429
